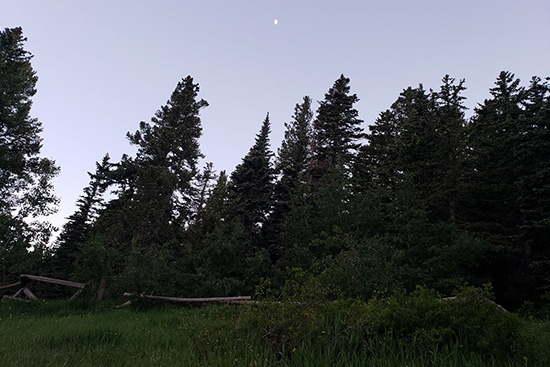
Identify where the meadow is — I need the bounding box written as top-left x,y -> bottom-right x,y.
1,289 -> 549,367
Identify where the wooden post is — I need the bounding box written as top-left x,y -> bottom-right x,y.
97,278 -> 106,300
22,288 -> 37,300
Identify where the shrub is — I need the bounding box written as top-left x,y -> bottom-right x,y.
363,285 -> 522,356
236,275 -> 523,360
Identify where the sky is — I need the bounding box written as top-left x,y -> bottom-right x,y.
1,0 -> 549,235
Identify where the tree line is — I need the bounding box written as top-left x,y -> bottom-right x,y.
1,27 -> 548,310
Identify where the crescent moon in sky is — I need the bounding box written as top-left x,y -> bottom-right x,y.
274,19 -> 278,25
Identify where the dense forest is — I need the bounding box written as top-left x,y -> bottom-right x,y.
1,27 -> 549,311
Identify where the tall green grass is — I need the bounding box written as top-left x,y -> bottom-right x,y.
0,297 -> 548,366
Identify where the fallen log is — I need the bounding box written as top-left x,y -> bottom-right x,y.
122,292 -> 252,304
442,296 -> 508,313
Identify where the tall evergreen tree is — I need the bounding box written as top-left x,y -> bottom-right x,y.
0,27 -> 59,281
189,162 -> 217,227
517,76 -> 550,262
430,75 -> 469,222
267,96 -> 313,261
127,75 -> 208,227
229,113 -> 275,237
463,71 -> 527,307
362,85 -> 435,210
361,77 -> 469,223
464,72 -> 525,243
190,172 -> 250,296
197,170 -> 230,234
276,96 -> 313,205
52,154 -> 111,278
76,76 -> 208,294
226,114 -> 275,287
514,76 -> 550,304
278,76 -> 364,268
311,74 -> 363,182
356,78 -> 486,294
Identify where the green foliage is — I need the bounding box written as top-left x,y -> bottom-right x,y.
229,113 -> 275,236
0,27 -> 59,282
52,154 -> 111,279
63,77 -> 209,296
267,96 -> 313,263
193,218 -> 248,296
462,72 -> 550,309
364,285 -> 522,354
239,279 -> 524,361
311,74 -> 364,178
3,27 -> 549,323
237,270 -> 336,356
362,77 -> 468,224
1,297 -> 549,366
33,66 -> 548,314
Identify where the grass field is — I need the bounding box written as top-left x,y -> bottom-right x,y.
1,297 -> 549,366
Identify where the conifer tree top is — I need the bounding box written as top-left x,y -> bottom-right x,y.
312,74 -> 364,170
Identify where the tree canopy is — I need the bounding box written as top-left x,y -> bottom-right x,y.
1,27 -> 548,311
0,27 -> 59,282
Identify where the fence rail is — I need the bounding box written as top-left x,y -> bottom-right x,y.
121,292 -> 252,306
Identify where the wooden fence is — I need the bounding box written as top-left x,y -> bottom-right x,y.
1,275 -> 251,305
2,274 -> 87,300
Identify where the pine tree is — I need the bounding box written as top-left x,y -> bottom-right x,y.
197,170 -> 230,234
192,171 -> 250,296
518,76 -> 550,261
464,71 -> 525,243
362,77 -> 469,223
311,74 -> 363,182
267,96 -> 313,261
0,27 -> 59,281
76,76 -> 208,294
52,154 -> 111,278
120,76 -> 207,293
356,78 -> 486,294
363,85 -> 435,210
226,114 -> 275,287
515,76 -> 550,304
278,76 -> 364,268
276,96 -> 313,205
430,75 -> 469,222
463,71 -> 527,307
120,76 -> 207,248
127,75 -> 208,227
189,162 -> 217,227
229,113 -> 275,236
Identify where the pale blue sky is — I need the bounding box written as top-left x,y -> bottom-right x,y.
2,0 -> 549,233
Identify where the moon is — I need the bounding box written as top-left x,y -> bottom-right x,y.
274,19 -> 278,25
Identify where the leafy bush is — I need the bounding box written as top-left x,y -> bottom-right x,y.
236,274 -> 523,359
236,270 -> 331,356
363,285 -> 522,355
